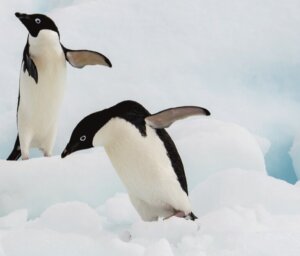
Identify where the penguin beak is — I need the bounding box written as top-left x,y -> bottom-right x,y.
61,143 -> 79,158
61,148 -> 69,158
15,12 -> 30,20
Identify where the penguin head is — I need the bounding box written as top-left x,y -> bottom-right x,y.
15,12 -> 59,37
61,112 -> 109,158
61,100 -> 211,158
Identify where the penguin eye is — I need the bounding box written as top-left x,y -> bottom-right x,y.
80,135 -> 86,142
35,18 -> 41,24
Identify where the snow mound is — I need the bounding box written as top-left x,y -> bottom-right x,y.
170,119 -> 266,186
0,209 -> 27,229
191,169 -> 300,216
0,169 -> 300,255
97,193 -> 139,225
0,148 -> 124,218
30,202 -> 103,236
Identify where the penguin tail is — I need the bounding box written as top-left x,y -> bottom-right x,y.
187,212 -> 198,221
7,136 -> 21,161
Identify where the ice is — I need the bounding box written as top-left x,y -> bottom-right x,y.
0,169 -> 299,255
254,135 -> 271,155
265,128 -> 297,184
290,133 -> 300,179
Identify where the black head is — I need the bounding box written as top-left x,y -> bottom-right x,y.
15,12 -> 59,37
61,111 -> 110,158
61,101 -> 151,158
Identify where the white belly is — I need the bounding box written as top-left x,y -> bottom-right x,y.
18,31 -> 67,151
100,118 -> 191,214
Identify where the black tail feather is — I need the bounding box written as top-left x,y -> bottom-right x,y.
188,212 -> 198,221
7,136 -> 21,161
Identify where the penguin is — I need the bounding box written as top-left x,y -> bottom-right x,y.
7,13 -> 112,160
61,100 -> 210,221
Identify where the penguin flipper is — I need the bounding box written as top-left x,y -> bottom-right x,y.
62,45 -> 112,68
145,106 -> 211,129
23,42 -> 38,83
7,135 -> 22,161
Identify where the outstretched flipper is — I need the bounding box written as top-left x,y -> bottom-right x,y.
7,135 -> 21,161
23,41 -> 38,83
62,45 -> 112,68
145,106 -> 210,129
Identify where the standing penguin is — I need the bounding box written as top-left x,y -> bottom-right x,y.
7,13 -> 112,160
61,100 -> 210,221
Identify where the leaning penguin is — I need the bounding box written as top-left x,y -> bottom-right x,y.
7,13 -> 112,160
61,100 -> 210,221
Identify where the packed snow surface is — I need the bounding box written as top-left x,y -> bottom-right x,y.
0,169 -> 300,256
0,0 -> 300,255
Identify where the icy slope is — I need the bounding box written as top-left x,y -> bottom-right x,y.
0,169 -> 300,256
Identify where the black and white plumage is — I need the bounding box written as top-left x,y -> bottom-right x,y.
61,100 -> 210,221
7,13 -> 111,160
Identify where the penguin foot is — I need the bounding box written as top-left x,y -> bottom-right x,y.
164,211 -> 198,221
175,211 -> 186,218
41,148 -> 52,157
20,148 -> 29,160
164,211 -> 186,220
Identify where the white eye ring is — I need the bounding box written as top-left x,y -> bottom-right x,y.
35,18 -> 41,24
80,135 -> 86,142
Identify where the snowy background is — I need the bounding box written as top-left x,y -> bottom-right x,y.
0,0 -> 300,255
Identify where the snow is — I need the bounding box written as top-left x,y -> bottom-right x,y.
0,148 -> 124,218
0,0 -> 299,255
191,169 -> 300,216
0,170 -> 300,255
31,202 -> 104,236
170,119 -> 266,186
